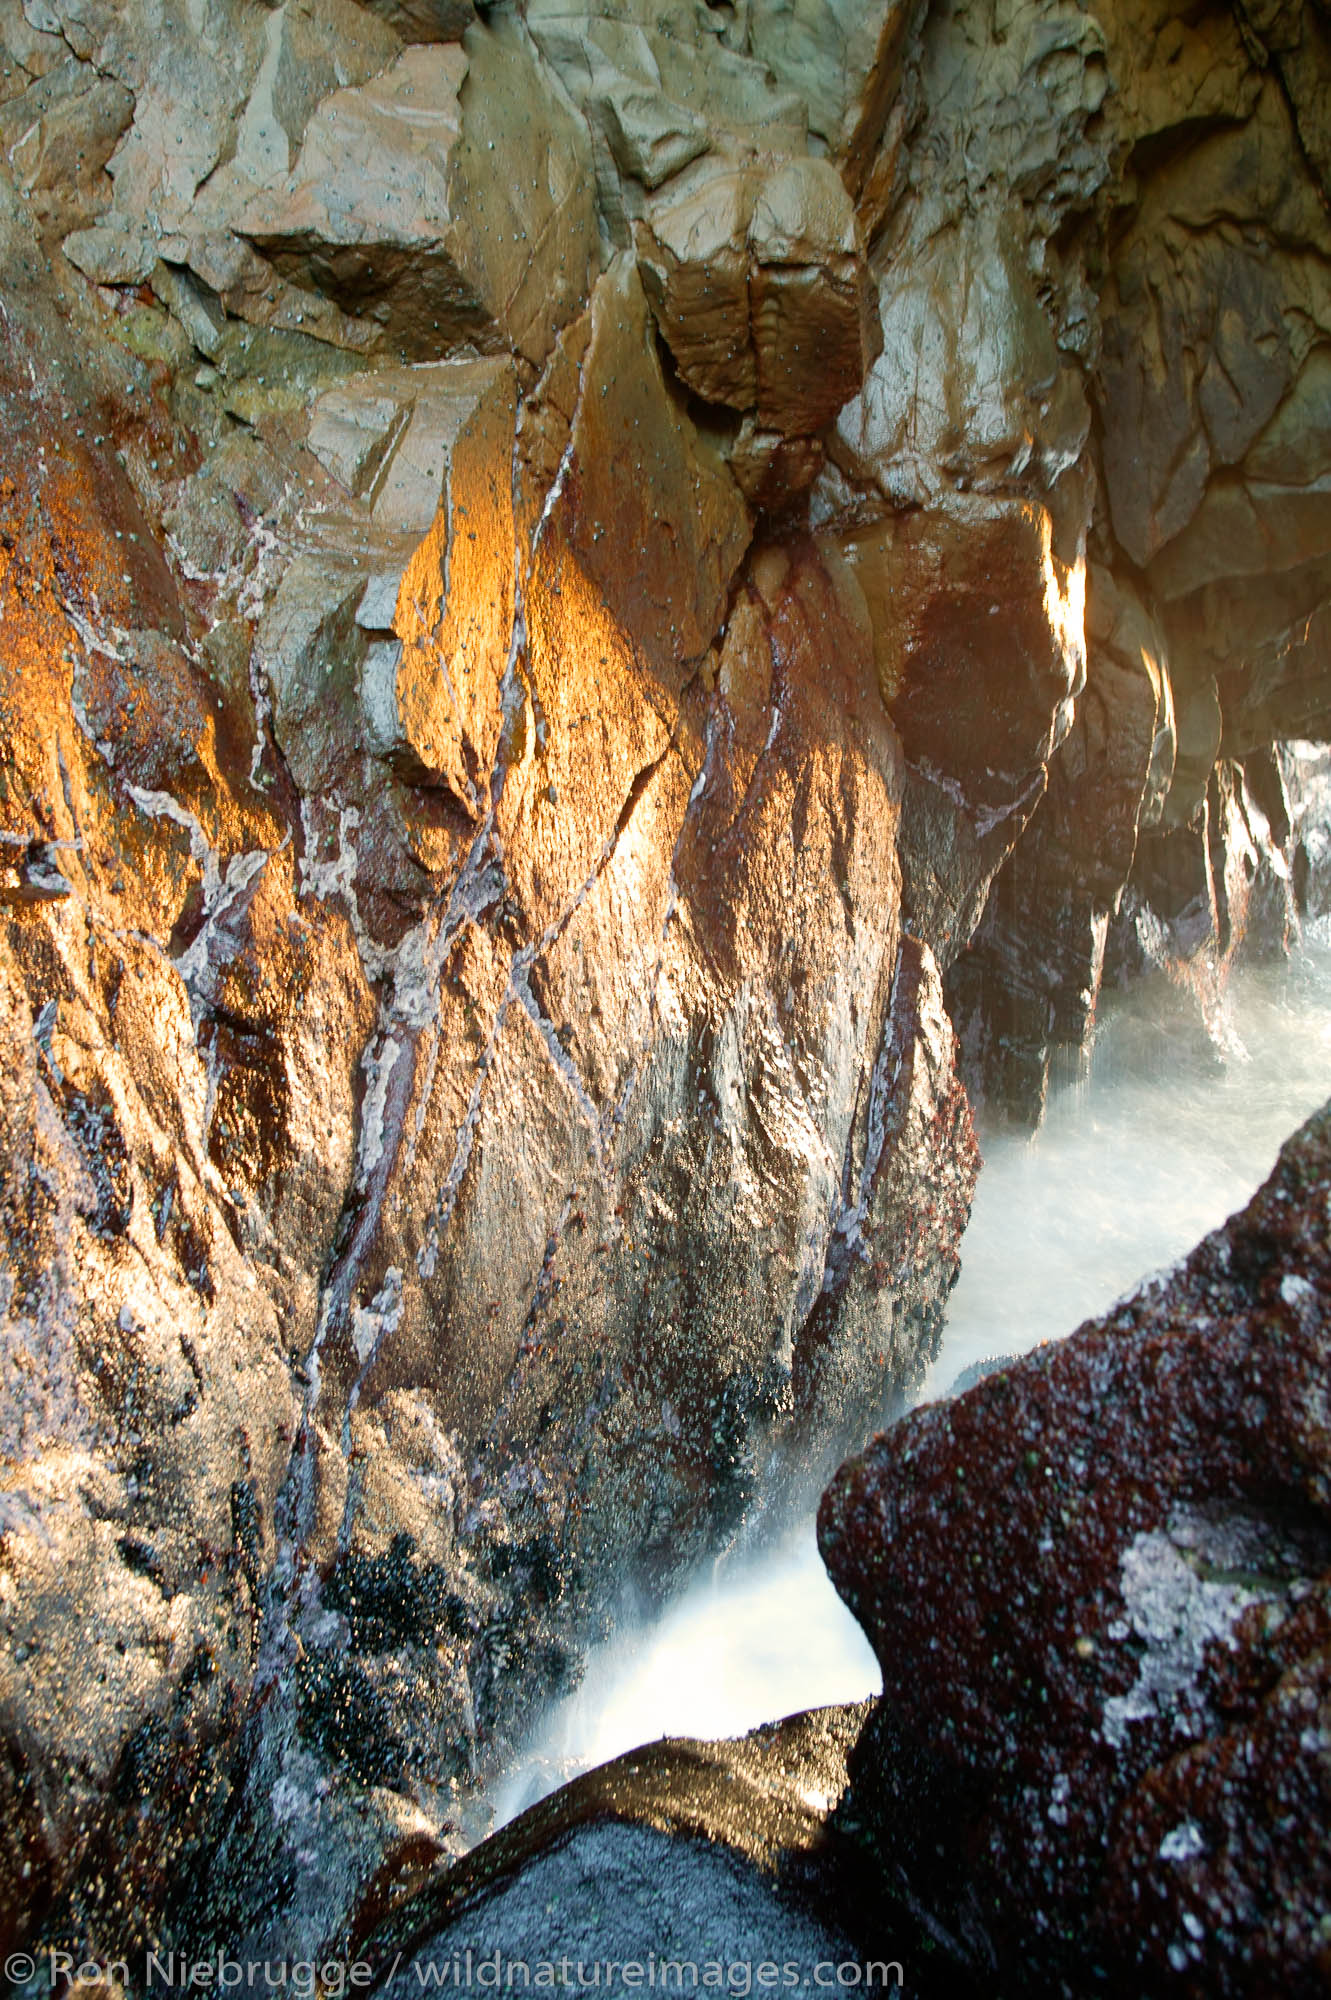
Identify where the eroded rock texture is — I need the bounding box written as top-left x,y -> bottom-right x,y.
820,0 -> 1331,1124
820,1100 -> 1331,1996
0,7 -> 970,1961
0,0 -> 1329,1970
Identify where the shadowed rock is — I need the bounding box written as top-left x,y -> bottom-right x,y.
355,1706 -> 902,1995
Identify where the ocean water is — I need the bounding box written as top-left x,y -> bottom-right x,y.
486,1525 -> 877,1826
919,936 -> 1331,1398
487,940 -> 1331,1829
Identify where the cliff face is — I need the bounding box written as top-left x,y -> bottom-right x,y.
1,0 -> 1329,1963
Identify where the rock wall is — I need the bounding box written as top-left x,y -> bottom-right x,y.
0,0 -> 1329,1967
358,1100 -> 1331,2000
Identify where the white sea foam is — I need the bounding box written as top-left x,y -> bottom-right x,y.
919,938 -> 1331,1397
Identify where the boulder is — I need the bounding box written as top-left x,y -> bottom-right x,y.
357,1706 -> 888,1991
832,497 -> 1087,965
820,1101 -> 1331,1995
636,155 -> 878,441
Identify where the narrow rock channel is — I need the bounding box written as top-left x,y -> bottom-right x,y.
488,937 -> 1331,1828
2,0 -> 1330,1992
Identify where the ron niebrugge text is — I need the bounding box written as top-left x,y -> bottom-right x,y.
21,1951 -> 906,1994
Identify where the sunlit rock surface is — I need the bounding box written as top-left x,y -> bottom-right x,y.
0,19 -> 968,1957
1,0 -> 1330,1970
820,1100 -> 1331,1995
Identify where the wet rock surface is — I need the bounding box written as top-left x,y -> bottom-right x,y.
0,4 -> 971,1958
820,1100 -> 1331,1996
0,0 -> 1330,1973
357,1705 -> 885,1991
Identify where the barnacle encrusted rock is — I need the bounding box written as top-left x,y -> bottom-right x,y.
820,1102 -> 1331,1995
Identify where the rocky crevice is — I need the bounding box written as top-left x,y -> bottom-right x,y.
1,0 -> 1330,1971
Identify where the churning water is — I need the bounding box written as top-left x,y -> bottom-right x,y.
488,939 -> 1331,1830
920,935 -> 1331,1398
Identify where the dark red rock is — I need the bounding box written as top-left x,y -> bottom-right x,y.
819,1102 -> 1331,1996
